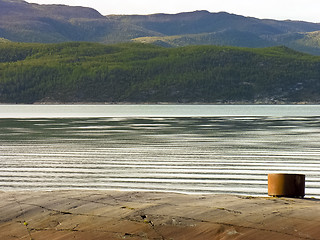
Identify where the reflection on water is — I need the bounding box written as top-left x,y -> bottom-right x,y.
1,116 -> 320,197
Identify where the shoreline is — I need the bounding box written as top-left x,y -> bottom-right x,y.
0,101 -> 319,105
1,190 -> 320,240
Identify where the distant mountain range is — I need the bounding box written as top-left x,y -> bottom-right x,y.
1,0 -> 320,55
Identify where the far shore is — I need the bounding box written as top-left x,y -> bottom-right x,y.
1,190 -> 320,240
0,101 -> 318,105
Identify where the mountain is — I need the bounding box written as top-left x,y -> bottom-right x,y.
1,0 -> 320,54
120,10 -> 320,36
1,42 -> 320,104
0,0 -> 158,43
127,11 -> 320,54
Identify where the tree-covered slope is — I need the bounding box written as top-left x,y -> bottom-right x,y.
0,42 -> 320,103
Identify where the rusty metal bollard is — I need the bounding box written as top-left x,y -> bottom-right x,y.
268,173 -> 305,198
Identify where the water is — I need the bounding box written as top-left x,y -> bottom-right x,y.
1,104 -> 320,118
1,105 -> 320,197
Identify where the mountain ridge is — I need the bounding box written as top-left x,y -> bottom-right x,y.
1,0 -> 320,54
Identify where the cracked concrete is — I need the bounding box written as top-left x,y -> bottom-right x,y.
0,190 -> 320,240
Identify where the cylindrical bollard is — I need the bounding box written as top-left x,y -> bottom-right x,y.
268,173 -> 305,198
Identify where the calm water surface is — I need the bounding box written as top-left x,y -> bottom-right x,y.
1,105 -> 320,197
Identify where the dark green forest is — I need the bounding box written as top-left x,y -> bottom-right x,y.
0,41 -> 320,103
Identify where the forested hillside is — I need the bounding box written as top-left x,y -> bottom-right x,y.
0,42 -> 320,103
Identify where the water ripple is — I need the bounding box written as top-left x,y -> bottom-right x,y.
1,116 -> 320,197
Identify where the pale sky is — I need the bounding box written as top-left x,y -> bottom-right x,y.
25,0 -> 320,23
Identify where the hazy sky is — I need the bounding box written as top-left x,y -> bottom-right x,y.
26,0 -> 320,23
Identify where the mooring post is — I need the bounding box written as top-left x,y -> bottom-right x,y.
268,173 -> 305,198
